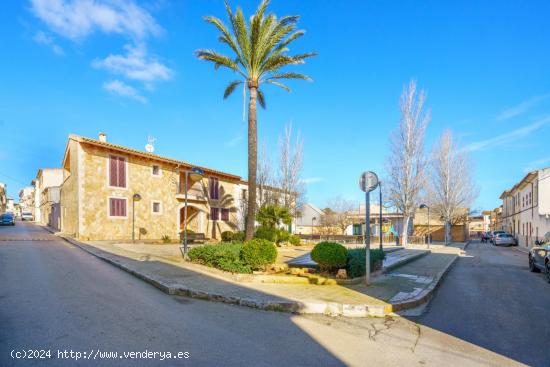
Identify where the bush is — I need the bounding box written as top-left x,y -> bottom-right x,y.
255,226 -> 279,243
221,231 -> 234,242
241,239 -> 277,270
188,243 -> 251,273
232,231 -> 246,242
346,248 -> 386,278
311,242 -> 348,272
289,234 -> 301,246
277,230 -> 290,243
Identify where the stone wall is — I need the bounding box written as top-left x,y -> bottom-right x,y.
76,142 -> 240,241
60,140 -> 80,236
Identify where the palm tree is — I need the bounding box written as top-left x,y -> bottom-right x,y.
196,0 -> 316,240
256,204 -> 292,229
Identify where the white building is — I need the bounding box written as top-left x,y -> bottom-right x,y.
32,168 -> 64,224
19,187 -> 34,214
295,203 -> 326,234
500,167 -> 550,248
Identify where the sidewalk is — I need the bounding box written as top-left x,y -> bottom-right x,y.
43,225 -> 465,317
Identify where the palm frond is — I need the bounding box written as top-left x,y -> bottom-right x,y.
257,88 -> 266,108
195,49 -> 245,76
266,72 -> 311,81
224,80 -> 243,99
265,80 -> 291,92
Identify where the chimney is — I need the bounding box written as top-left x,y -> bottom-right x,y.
99,132 -> 107,142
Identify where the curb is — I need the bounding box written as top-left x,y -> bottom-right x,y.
39,225 -> 451,318
383,250 -> 430,273
390,254 -> 459,312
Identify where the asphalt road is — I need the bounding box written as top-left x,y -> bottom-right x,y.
417,240 -> 550,367
0,222 -> 534,366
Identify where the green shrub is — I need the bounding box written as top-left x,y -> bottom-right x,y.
221,231 -> 234,242
277,230 -> 290,243
346,248 -> 386,278
311,242 -> 348,272
255,226 -> 279,243
188,243 -> 251,274
232,231 -> 246,242
289,234 -> 301,246
241,239 -> 277,270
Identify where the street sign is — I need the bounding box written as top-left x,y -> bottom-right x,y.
359,171 -> 379,192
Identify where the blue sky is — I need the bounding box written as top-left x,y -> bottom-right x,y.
1,0 -> 549,212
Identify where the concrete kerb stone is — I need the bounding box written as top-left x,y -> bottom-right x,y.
390,252 -> 459,312
38,224 -> 455,317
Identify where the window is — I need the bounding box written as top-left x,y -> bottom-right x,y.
241,189 -> 247,200
152,201 -> 162,214
352,224 -> 363,236
109,155 -> 126,188
221,208 -> 229,221
109,198 -> 127,217
209,177 -> 220,200
210,207 -> 220,221
152,165 -> 161,176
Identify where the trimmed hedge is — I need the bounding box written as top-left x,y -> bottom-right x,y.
311,242 -> 348,272
289,234 -> 301,246
255,226 -> 279,243
241,239 -> 278,270
346,248 -> 386,278
188,243 -> 251,273
221,231 -> 234,242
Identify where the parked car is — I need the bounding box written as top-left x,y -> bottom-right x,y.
529,231 -> 550,282
493,233 -> 517,246
21,212 -> 33,221
0,212 -> 15,226
490,230 -> 506,244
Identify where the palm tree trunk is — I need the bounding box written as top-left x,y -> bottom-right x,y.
245,85 -> 258,240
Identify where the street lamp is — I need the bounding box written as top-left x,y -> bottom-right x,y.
379,181 -> 383,251
419,204 -> 430,248
132,193 -> 142,244
181,167 -> 205,259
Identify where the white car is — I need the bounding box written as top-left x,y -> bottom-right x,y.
493,233 -> 517,246
21,212 -> 33,221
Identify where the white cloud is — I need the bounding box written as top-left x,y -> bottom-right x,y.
524,156 -> 550,173
464,116 -> 550,152
92,44 -> 173,83
103,79 -> 147,103
30,0 -> 162,41
301,177 -> 324,185
224,135 -> 243,147
33,30 -> 64,55
496,94 -> 550,121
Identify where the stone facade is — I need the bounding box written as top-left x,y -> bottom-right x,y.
60,134 -> 243,241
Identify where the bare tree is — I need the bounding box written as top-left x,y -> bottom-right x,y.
257,141 -> 274,208
429,129 -> 478,244
386,80 -> 430,245
277,124 -> 305,220
325,197 -> 356,235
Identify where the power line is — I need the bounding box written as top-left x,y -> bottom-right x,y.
0,171 -> 29,186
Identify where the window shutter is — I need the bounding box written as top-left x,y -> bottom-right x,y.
221,208 -> 229,221
118,157 -> 126,187
109,198 -> 115,216
109,156 -> 117,186
121,199 -> 126,216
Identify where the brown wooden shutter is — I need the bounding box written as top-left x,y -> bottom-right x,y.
109,156 -> 117,186
118,157 -> 126,187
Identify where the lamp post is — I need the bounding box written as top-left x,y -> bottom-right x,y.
181,167 -> 205,259
132,193 -> 142,244
420,204 -> 430,249
379,181 -> 383,251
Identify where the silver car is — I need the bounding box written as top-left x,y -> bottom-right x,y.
494,233 -> 517,246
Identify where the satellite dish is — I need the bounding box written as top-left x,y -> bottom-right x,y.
145,135 -> 156,153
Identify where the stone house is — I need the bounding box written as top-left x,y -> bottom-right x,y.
59,133 -> 248,241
